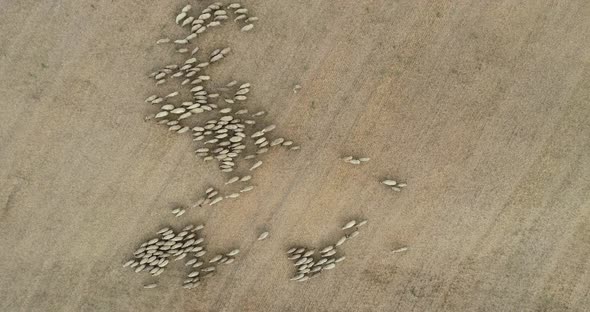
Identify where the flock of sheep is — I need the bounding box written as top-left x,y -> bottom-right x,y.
126,1 -> 407,290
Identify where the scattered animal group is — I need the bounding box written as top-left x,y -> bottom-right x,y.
124,224 -> 240,289
287,219 -> 367,282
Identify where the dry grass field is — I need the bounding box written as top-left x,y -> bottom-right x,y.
0,0 -> 589,311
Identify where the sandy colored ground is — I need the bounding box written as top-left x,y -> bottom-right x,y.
1,0 -> 589,311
